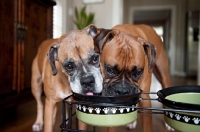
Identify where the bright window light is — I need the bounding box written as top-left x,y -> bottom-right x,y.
153,26 -> 163,41
53,0 -> 63,38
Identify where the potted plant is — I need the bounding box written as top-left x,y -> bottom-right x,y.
73,6 -> 95,30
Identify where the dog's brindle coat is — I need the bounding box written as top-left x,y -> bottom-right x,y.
31,25 -> 103,132
94,24 -> 171,132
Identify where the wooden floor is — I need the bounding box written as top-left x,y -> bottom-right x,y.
0,76 -> 197,132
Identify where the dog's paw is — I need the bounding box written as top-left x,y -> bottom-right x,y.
126,121 -> 137,129
32,124 -> 43,132
66,120 -> 69,125
165,122 -> 174,131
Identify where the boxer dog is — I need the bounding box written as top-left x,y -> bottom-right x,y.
31,25 -> 103,132
94,24 -> 171,132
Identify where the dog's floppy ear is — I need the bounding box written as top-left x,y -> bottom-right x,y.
137,37 -> 156,72
86,24 -> 99,38
47,44 -> 58,76
86,24 -> 111,53
86,25 -> 114,53
93,28 -> 113,53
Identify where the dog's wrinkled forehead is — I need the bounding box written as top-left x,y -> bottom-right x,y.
102,32 -> 146,71
58,30 -> 95,62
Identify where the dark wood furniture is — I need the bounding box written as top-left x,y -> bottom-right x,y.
0,0 -> 56,120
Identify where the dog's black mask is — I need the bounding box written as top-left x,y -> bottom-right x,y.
102,81 -> 140,96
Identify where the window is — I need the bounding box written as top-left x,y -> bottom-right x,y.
53,0 -> 66,38
152,26 -> 164,42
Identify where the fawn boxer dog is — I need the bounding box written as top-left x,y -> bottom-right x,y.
94,24 -> 171,132
31,25 -> 103,132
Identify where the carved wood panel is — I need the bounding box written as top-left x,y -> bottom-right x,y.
0,0 -> 15,94
23,0 -> 55,89
0,0 -> 55,93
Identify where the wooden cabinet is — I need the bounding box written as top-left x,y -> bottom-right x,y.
0,0 -> 55,117
0,0 -> 55,93
23,0 -> 55,90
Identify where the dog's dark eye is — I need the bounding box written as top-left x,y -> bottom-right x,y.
89,54 -> 99,65
105,65 -> 119,77
131,67 -> 143,81
64,62 -> 74,72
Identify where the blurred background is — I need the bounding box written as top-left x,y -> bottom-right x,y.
0,0 -> 199,131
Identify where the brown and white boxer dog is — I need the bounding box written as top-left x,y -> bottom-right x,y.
94,24 -> 171,132
31,25 -> 103,132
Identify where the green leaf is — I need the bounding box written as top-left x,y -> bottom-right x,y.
87,13 -> 94,24
74,7 -> 79,21
81,6 -> 86,17
73,6 -> 95,29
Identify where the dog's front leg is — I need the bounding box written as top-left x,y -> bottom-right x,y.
107,127 -> 115,132
78,120 -> 88,130
139,94 -> 152,132
44,98 -> 57,132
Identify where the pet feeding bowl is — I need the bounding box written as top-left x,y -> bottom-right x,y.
157,85 -> 200,132
73,88 -> 142,127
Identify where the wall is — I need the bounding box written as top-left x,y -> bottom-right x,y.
123,0 -> 187,76
186,11 -> 199,77
187,0 -> 200,11
198,12 -> 200,85
65,0 -> 123,31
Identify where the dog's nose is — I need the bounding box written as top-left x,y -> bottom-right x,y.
80,75 -> 95,90
115,86 -> 130,95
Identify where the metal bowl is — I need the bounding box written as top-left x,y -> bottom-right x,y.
73,89 -> 142,127
157,85 -> 200,132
